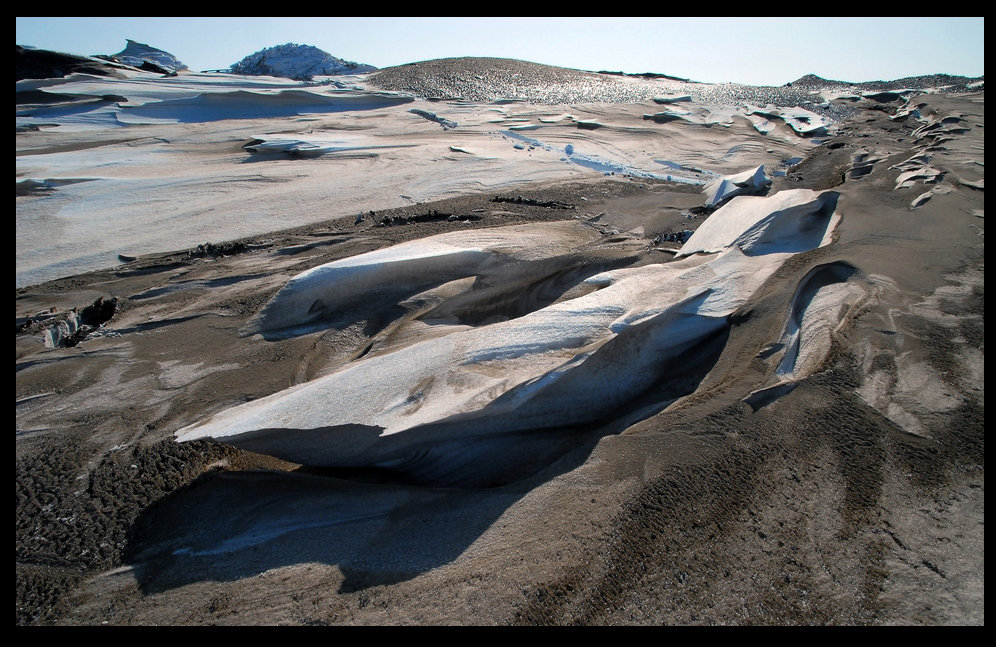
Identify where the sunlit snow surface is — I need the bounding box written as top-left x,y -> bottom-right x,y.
16,72 -> 412,128
679,188 -> 839,257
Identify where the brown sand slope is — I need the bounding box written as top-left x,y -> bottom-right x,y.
15,90 -> 983,625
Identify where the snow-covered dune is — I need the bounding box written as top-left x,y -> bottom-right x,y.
16,53 -> 985,624
177,188 -> 843,484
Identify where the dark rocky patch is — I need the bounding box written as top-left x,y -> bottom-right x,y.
652,230 -> 694,245
16,296 -> 118,348
597,69 -> 693,83
375,209 -> 482,227
93,54 -> 174,75
408,108 -> 458,129
643,112 -> 684,124
492,195 -> 576,209
187,241 -> 249,259
79,296 -> 117,327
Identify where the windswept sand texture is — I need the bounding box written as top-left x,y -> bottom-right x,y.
16,57 -> 983,625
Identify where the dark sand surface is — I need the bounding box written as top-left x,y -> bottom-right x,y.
16,90 -> 983,625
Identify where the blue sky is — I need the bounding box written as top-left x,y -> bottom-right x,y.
16,17 -> 985,86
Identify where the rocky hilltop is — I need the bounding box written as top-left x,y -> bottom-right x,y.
369,56 -> 637,103
229,43 -> 376,80
367,57 -> 833,110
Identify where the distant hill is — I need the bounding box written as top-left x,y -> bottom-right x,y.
228,43 -> 377,80
790,72 -> 984,92
368,56 -> 651,103
596,69 -> 695,83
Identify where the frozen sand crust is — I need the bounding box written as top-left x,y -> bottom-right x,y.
177,189 -> 842,481
774,264 -> 866,380
744,262 -> 870,408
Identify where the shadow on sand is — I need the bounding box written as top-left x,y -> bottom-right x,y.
123,326 -> 731,595
123,434 -> 595,595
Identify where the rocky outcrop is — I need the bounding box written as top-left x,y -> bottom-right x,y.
103,39 -> 186,74
228,43 -> 376,80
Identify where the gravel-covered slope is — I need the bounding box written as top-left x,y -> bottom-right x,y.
367,56 -> 841,115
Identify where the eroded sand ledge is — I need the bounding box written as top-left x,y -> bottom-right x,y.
16,65 -> 983,625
